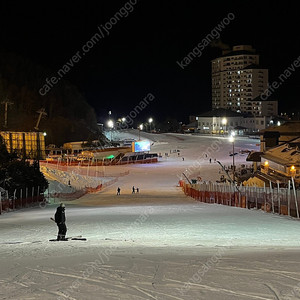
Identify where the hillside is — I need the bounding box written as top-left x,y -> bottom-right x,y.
0,52 -> 99,146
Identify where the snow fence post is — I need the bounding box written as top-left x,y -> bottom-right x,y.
270,181 -> 274,214
264,182 -> 267,212
239,184 -> 242,207
245,185 -> 247,209
288,180 -> 291,217
37,186 -> 40,204
20,189 -> 22,208
230,184 -> 232,206
13,189 -> 16,210
292,177 -> 299,219
277,181 -> 280,215
255,185 -> 258,209
32,186 -> 34,205
26,187 -> 28,207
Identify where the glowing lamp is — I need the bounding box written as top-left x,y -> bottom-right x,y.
107,120 -> 114,128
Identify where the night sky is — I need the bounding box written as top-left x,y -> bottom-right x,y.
1,1 -> 299,124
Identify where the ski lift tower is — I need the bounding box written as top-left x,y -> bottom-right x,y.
34,108 -> 47,130
1,99 -> 13,128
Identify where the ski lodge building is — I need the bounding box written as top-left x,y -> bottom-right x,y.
260,137 -> 300,186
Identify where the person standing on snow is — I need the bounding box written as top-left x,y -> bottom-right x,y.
54,203 -> 67,240
117,187 -> 121,195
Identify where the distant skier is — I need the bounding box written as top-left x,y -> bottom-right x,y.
132,186 -> 135,194
54,203 -> 67,241
117,187 -> 121,195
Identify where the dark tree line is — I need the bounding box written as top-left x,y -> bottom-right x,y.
0,51 -> 101,146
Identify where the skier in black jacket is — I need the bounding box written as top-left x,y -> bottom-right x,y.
54,203 -> 67,240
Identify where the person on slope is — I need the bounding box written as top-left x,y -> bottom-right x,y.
54,203 -> 67,241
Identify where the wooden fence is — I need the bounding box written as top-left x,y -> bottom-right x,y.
179,180 -> 300,218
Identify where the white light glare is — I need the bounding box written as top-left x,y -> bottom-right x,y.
107,120 -> 114,128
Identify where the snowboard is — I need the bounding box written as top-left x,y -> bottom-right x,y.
50,217 -> 87,241
49,237 -> 87,241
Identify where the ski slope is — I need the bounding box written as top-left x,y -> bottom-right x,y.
1,131 -> 300,300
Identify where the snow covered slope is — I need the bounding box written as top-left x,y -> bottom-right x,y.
1,132 -> 299,300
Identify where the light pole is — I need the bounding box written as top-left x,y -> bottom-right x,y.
107,120 -> 114,141
290,165 -> 299,218
148,118 -> 153,132
222,118 -> 227,135
138,124 -> 143,140
229,133 -> 235,182
117,117 -> 126,130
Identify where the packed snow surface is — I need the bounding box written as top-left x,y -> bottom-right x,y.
1,131 -> 300,300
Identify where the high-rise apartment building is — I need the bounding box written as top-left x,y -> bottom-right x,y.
211,45 -> 277,116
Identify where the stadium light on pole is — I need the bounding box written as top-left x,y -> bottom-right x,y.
222,118 -> 227,134
290,165 -> 296,177
139,124 -> 143,140
148,118 -> 153,132
229,133 -> 235,182
107,120 -> 114,141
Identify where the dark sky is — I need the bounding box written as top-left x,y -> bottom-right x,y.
1,1 -> 300,124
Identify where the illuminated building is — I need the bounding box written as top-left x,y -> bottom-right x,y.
0,131 -> 46,159
260,137 -> 300,185
211,45 -> 277,116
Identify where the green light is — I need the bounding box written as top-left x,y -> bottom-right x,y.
106,155 -> 115,159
